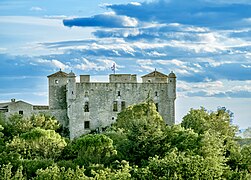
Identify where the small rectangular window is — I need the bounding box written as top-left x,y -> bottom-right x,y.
118,91 -> 121,96
155,103 -> 159,112
19,110 -> 23,115
121,101 -> 126,110
84,102 -> 89,112
84,121 -> 90,129
155,91 -> 158,96
113,101 -> 118,112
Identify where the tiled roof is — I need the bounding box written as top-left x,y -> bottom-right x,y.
141,70 -> 168,78
47,70 -> 68,78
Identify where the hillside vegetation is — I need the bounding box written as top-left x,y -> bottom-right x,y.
0,100 -> 251,179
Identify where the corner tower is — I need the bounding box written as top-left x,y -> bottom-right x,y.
67,71 -> 76,101
47,70 -> 68,110
167,71 -> 176,124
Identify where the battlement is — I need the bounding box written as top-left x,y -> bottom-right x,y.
109,74 -> 137,83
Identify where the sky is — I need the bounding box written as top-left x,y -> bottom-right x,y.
0,0 -> 251,129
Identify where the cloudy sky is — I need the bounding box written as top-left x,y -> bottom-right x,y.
1,0 -> 251,129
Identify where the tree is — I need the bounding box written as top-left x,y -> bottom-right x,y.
181,107 -> 237,138
109,100 -> 166,165
34,164 -> 90,180
91,160 -> 131,180
0,163 -> 25,180
7,127 -> 67,159
0,114 -> 60,141
134,149 -> 225,180
114,100 -> 165,132
64,134 -> 117,166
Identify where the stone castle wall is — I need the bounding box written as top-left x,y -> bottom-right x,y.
68,81 -> 175,139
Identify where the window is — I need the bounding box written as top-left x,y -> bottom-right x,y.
118,91 -> 121,96
19,110 -> 23,115
72,91 -> 74,95
155,91 -> 158,96
84,91 -> 89,97
84,121 -> 90,129
121,101 -> 126,110
55,80 -> 59,84
84,102 -> 89,112
112,117 -> 115,120
155,103 -> 159,112
113,101 -> 118,112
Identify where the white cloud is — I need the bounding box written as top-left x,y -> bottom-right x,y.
30,7 -> 44,11
74,58 -> 118,71
140,65 -> 155,72
51,60 -> 69,70
130,2 -> 142,6
241,64 -> 251,68
122,16 -> 138,27
0,48 -> 7,52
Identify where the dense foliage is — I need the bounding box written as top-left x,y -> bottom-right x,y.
0,102 -> 251,179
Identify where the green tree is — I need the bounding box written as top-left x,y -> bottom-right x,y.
240,144 -> 251,172
134,149 -> 225,180
34,164 -> 90,180
7,127 -> 66,159
91,160 -> 131,180
181,107 -> 237,138
0,114 -> 60,141
0,163 -> 25,180
109,100 -> 166,165
64,134 -> 117,166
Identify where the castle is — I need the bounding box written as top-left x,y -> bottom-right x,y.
0,70 -> 176,139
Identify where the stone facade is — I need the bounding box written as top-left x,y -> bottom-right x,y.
0,70 -> 176,139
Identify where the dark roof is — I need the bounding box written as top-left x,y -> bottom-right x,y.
141,70 -> 168,78
47,70 -> 68,78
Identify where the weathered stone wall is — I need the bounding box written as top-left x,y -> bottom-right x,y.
68,82 -> 175,139
109,74 -> 137,83
48,77 -> 67,110
142,76 -> 167,83
6,101 -> 33,118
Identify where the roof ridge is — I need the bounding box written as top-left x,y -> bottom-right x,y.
141,70 -> 168,78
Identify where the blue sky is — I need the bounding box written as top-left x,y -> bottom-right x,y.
0,0 -> 251,129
